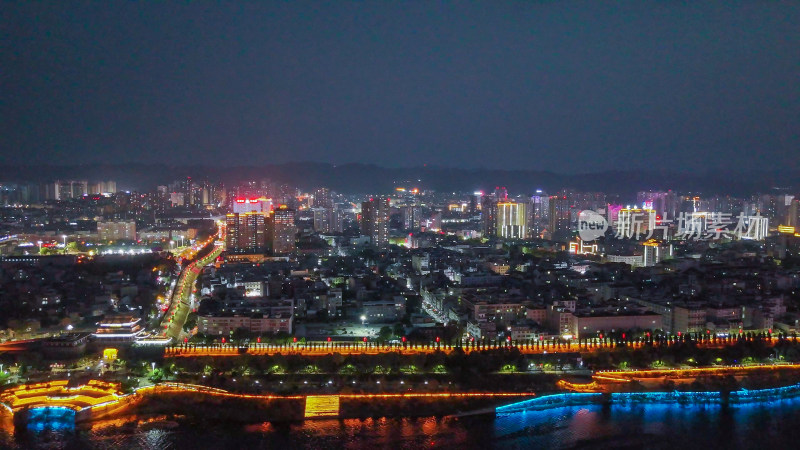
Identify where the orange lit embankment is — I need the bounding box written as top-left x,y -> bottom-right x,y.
147,382 -> 533,401
1,380 -> 536,423
594,363 -> 800,381
165,337 -> 787,358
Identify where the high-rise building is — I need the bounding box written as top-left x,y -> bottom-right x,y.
528,192 -> 548,238
785,198 -> 799,228
88,181 -> 117,195
497,201 -> 526,239
313,187 -> 333,208
643,240 -> 673,267
225,213 -> 267,253
361,197 -> 390,248
97,220 -> 136,242
637,191 -> 678,221
232,197 -> 272,214
270,206 -> 296,254
482,196 -> 498,237
402,206 -> 422,230
312,207 -> 342,233
469,192 -> 482,215
548,192 -> 573,235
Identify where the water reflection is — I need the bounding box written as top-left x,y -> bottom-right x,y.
3,399 -> 800,449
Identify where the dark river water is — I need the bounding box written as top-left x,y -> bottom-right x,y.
5,397 -> 800,449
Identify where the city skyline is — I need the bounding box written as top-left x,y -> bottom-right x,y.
3,2 -> 800,446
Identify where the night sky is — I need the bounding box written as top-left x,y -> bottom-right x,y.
2,1 -> 798,173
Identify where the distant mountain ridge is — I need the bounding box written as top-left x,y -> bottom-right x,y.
0,163 -> 796,197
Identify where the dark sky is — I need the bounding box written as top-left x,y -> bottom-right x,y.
2,1 -> 799,173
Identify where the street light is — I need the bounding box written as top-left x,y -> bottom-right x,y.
151,362 -> 156,372
360,315 -> 366,326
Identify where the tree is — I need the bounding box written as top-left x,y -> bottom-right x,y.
231,327 -> 251,344
378,326 -> 393,343
184,312 -> 198,332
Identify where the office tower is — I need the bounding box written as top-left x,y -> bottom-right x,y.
497,201 -> 527,239
494,186 -> 508,201
482,196 -> 498,237
361,197 -> 390,248
270,206 -> 297,254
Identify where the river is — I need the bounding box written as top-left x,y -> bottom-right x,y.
4,397 -> 800,449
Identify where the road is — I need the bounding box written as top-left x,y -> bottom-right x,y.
160,244 -> 222,341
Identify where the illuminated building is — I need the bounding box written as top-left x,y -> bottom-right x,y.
528,191 -> 548,238
787,198 -> 799,228
312,207 -> 342,233
360,197 -> 390,248
494,186 -> 508,200
93,315 -> 145,343
269,206 -> 297,254
97,221 -> 136,242
606,204 -> 624,226
402,205 -> 422,230
169,192 -> 184,206
573,312 -> 662,338
88,181 -> 117,195
496,201 -> 527,239
362,297 -> 406,323
637,190 -> 678,220
482,197 -> 498,237
232,197 -> 272,214
548,191 -> 573,235
642,240 -> 673,266
569,238 -> 599,255
469,191 -> 482,214
312,187 -> 332,208
606,254 -> 644,267
47,180 -> 88,200
226,213 -> 267,253
197,313 -> 293,335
